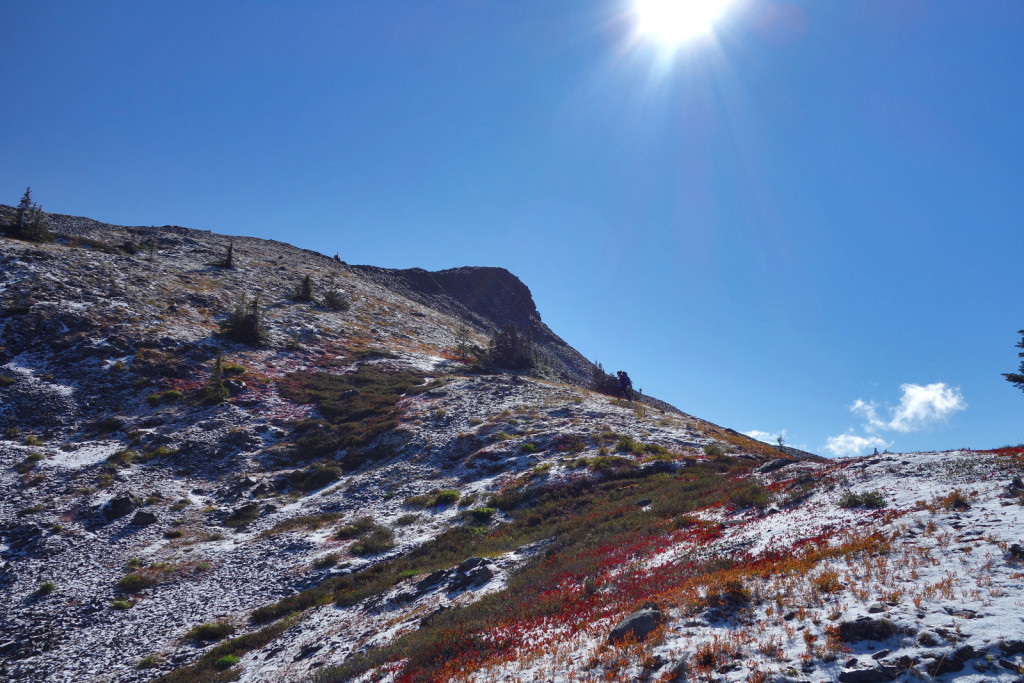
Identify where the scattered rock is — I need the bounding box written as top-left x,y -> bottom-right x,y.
104,494 -> 139,520
838,617 -> 903,643
293,642 -> 323,661
635,498 -> 652,507
130,510 -> 158,526
926,645 -> 976,676
838,666 -> 899,682
416,570 -> 449,593
759,459 -> 795,473
608,608 -> 665,644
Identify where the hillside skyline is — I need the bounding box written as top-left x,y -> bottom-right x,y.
3,1 -> 1022,455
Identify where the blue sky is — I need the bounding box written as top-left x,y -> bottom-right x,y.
2,1 -> 1022,456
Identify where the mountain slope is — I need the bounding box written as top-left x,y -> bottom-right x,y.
1,210 -> 1021,683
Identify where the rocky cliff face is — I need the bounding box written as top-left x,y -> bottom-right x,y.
1,209 -> 1021,683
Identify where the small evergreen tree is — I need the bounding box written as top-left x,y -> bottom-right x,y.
211,241 -> 234,268
488,323 -> 533,370
453,324 -> 474,360
202,350 -> 229,404
16,187 -> 33,234
616,371 -> 634,401
294,274 -> 314,302
222,293 -> 267,345
8,187 -> 52,242
1004,329 -> 1024,393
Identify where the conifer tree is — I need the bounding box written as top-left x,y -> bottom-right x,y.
1003,329 -> 1024,393
295,274 -> 313,302
203,349 -> 229,404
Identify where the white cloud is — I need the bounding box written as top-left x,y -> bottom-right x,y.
824,432 -> 890,458
743,428 -> 786,444
851,383 -> 966,433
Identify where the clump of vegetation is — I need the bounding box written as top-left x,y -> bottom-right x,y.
215,654 -> 241,671
294,274 -> 314,302
164,528 -> 184,539
313,553 -> 341,570
14,452 -> 44,474
704,576 -> 750,611
136,654 -> 165,669
335,517 -> 394,556
486,322 -> 534,370
0,375 -> 16,387
117,573 -> 156,593
221,294 -> 267,346
264,513 -> 342,536
434,490 -> 461,506
590,362 -> 634,400
186,621 -> 236,643
520,442 -> 538,454
280,367 -> 434,468
614,435 -> 667,456
37,581 -> 56,597
553,434 -> 587,453
703,442 -> 725,458
839,490 -> 887,509
290,462 -> 341,493
106,449 -> 138,467
145,617 -> 295,682
396,513 -> 420,526
146,389 -> 184,407
3,188 -> 53,242
224,504 -> 261,528
110,599 -> 134,610
469,507 -> 497,523
322,287 -> 350,312
729,481 -> 771,509
201,350 -> 230,404
811,569 -> 843,595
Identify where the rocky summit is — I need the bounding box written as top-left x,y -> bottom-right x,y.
1,209 -> 1023,683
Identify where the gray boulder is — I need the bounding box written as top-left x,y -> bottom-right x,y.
608,608 -> 665,644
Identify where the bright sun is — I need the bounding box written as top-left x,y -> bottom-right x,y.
634,0 -> 735,47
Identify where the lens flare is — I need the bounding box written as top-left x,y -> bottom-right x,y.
634,0 -> 735,47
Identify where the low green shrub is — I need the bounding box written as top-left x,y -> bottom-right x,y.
434,490 -> 460,506
313,553 -> 341,570
469,507 -> 496,523
186,621 -> 236,643
107,449 -> 137,467
137,654 -> 164,669
118,573 -> 156,593
37,581 -> 56,596
839,490 -> 887,509
215,654 -> 240,670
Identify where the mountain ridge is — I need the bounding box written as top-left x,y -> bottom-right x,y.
2,206 -> 1021,683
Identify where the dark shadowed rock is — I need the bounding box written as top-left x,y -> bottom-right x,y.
130,510 -> 158,526
926,645 -> 976,676
104,494 -> 139,520
416,569 -> 449,593
838,617 -> 903,643
608,608 -> 665,644
838,666 -> 899,682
